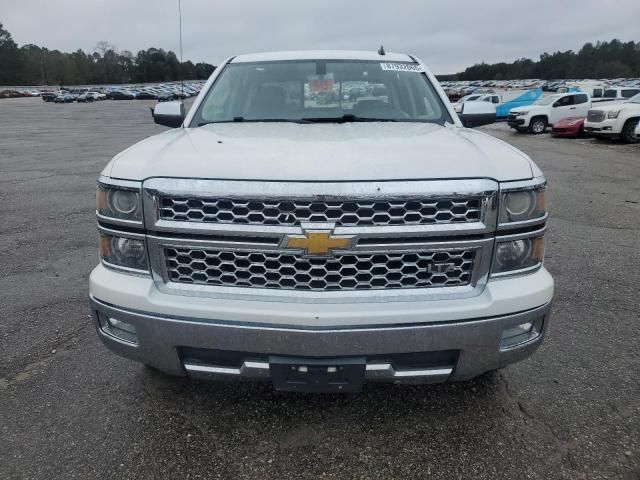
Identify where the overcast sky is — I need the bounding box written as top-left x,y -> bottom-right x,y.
3,0 -> 639,73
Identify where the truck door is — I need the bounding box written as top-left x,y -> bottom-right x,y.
550,94 -> 575,124
573,94 -> 590,117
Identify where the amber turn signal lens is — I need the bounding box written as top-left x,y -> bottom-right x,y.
532,237 -> 545,262
99,235 -> 111,257
96,187 -> 107,211
535,190 -> 546,212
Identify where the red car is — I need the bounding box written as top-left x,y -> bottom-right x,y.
551,116 -> 586,138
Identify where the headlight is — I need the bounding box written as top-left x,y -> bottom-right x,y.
607,110 -> 620,119
100,233 -> 148,272
499,183 -> 546,225
97,184 -> 142,222
515,111 -> 528,116
493,236 -> 544,275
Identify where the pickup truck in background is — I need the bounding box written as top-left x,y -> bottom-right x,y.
596,87 -> 640,103
90,50 -> 553,393
452,93 -> 501,112
584,92 -> 640,143
507,92 -> 591,134
557,82 -> 606,101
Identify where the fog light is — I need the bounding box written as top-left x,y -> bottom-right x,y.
97,312 -> 138,344
501,318 -> 542,348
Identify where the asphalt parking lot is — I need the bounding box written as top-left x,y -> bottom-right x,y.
1,97 -> 639,480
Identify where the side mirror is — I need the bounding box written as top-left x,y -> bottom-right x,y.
152,101 -> 185,128
459,101 -> 496,127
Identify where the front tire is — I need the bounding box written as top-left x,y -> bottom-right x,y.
620,118 -> 639,143
529,117 -> 547,134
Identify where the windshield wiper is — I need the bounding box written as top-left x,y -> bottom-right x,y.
301,114 -> 403,123
198,117 -> 312,126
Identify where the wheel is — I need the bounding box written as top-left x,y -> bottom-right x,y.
620,118 -> 640,143
529,117 -> 547,134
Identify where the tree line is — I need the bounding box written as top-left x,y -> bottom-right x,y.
439,39 -> 640,81
3,20 -> 638,85
0,22 -> 216,86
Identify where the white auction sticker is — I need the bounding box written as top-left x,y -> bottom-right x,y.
380,62 -> 424,72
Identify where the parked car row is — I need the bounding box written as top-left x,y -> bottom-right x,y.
100,82 -> 206,102
1,81 -> 206,103
501,91 -> 640,143
1,89 -> 41,98
442,78 -> 640,102
442,80 -> 542,99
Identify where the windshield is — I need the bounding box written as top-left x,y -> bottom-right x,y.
629,93 -> 640,103
191,60 -> 452,125
534,95 -> 561,106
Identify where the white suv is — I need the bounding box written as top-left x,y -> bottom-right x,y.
90,50 -> 553,393
584,93 -> 640,143
508,92 -> 591,134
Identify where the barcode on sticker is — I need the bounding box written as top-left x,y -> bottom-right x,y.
380,62 -> 424,72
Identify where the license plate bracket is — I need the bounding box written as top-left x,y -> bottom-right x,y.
269,356 -> 366,393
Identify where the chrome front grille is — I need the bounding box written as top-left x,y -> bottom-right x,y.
158,197 -> 483,226
587,110 -> 605,123
144,178 -> 498,302
165,247 -> 476,292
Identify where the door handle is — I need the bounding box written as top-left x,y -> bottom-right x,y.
569,107 -> 576,109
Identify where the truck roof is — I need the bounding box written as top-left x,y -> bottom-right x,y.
231,50 -> 414,63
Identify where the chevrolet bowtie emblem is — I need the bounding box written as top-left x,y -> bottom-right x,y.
284,231 -> 354,256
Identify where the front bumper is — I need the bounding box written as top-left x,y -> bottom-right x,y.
90,264 -> 553,385
551,126 -> 580,137
584,118 -> 620,136
507,116 -> 526,128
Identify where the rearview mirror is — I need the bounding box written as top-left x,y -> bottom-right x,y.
458,102 -> 496,128
152,101 -> 185,128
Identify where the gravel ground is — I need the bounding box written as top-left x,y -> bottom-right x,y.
1,97 -> 639,480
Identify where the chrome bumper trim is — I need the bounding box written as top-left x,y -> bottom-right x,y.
184,361 -> 271,378
365,364 -> 453,379
183,361 -> 453,381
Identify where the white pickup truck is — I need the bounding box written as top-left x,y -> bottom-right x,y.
90,50 -> 553,393
584,93 -> 640,143
507,92 -> 591,134
452,93 -> 501,113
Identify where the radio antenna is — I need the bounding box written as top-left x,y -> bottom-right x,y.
178,0 -> 184,104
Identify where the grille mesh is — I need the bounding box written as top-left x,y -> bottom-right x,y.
587,110 -> 605,122
165,247 -> 475,291
158,197 -> 482,227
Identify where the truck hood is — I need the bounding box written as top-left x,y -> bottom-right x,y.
589,101 -> 640,112
106,123 -> 535,182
